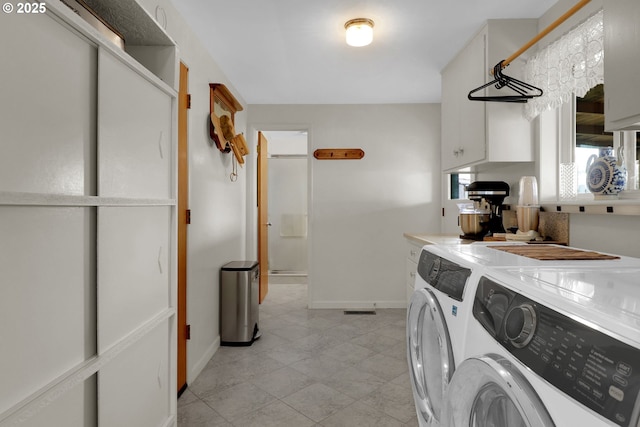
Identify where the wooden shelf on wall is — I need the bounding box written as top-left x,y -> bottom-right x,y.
209,83 -> 243,152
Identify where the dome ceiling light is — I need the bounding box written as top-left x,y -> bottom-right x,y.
345,18 -> 374,47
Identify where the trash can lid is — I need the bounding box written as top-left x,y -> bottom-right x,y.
221,261 -> 259,271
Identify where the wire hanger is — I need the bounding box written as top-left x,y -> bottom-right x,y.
468,0 -> 592,103
468,60 -> 542,103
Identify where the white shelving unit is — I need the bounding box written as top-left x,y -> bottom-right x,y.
0,1 -> 178,426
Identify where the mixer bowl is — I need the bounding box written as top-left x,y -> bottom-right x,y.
460,213 -> 490,235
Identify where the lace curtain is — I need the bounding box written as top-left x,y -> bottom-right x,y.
523,10 -> 604,120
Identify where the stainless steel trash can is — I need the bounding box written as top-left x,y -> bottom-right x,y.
220,261 -> 260,346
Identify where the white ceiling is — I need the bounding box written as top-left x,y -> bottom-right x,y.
169,0 -> 558,104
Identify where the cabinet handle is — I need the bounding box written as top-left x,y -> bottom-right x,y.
453,147 -> 465,157
410,272 -> 415,278
410,250 -> 417,256
157,363 -> 163,388
158,131 -> 164,159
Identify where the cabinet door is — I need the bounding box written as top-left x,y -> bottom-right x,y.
19,376 -> 96,427
441,29 -> 486,170
97,206 -> 171,352
98,320 -> 170,427
441,57 -> 462,170
0,206 -> 95,414
604,0 -> 640,130
405,258 -> 418,303
0,13 -> 96,195
457,31 -> 486,166
98,50 -> 173,199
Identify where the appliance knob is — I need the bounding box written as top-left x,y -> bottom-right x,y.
504,303 -> 537,348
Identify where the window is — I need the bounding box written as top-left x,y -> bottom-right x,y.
575,84 -> 610,194
450,172 -> 472,200
524,10 -> 640,200
574,84 -> 639,195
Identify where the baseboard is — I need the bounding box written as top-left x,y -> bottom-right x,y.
187,336 -> 220,384
308,300 -> 408,309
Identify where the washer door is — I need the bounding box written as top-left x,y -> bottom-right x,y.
407,288 -> 455,426
443,354 -> 555,427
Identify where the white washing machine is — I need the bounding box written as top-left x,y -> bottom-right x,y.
408,243 -> 640,427
407,244 -> 486,426
445,266 -> 640,426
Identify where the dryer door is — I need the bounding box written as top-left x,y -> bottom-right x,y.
443,354 -> 555,427
407,288 -> 455,426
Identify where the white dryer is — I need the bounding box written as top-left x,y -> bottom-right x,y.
408,243 -> 640,427
407,245 -> 484,426
446,266 -> 640,427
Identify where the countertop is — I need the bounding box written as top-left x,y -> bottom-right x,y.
403,233 -> 473,246
403,232 -> 567,246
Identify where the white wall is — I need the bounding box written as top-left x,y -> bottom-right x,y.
247,104 -> 441,308
139,0 -> 247,383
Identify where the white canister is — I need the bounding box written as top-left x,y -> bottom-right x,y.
516,206 -> 539,232
518,176 -> 539,206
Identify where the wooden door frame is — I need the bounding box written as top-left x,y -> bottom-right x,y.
177,61 -> 189,396
257,131 -> 269,303
254,128 -> 311,305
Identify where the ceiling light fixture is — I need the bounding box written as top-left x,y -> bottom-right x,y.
345,18 -> 374,47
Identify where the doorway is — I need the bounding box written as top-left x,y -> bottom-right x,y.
262,130 -> 308,284
177,62 -> 189,396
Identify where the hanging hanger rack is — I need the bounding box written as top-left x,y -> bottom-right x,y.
468,0 -> 592,103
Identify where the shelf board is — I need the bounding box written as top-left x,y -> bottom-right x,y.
82,0 -> 176,46
0,192 -> 176,207
541,199 -> 640,215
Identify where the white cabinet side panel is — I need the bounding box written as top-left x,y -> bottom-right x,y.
97,50 -> 172,199
98,320 -> 170,427
0,13 -> 96,195
98,206 -> 171,352
0,206 -> 95,414
604,0 -> 640,130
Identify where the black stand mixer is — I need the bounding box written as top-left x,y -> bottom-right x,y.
461,181 -> 510,240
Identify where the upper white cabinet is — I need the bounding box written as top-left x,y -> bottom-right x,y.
98,50 -> 173,199
604,0 -> 640,131
441,20 -> 537,172
0,12 -> 96,195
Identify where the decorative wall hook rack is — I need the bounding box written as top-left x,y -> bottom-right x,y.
313,149 -> 365,160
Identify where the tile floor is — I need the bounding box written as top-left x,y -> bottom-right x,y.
178,282 -> 418,426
